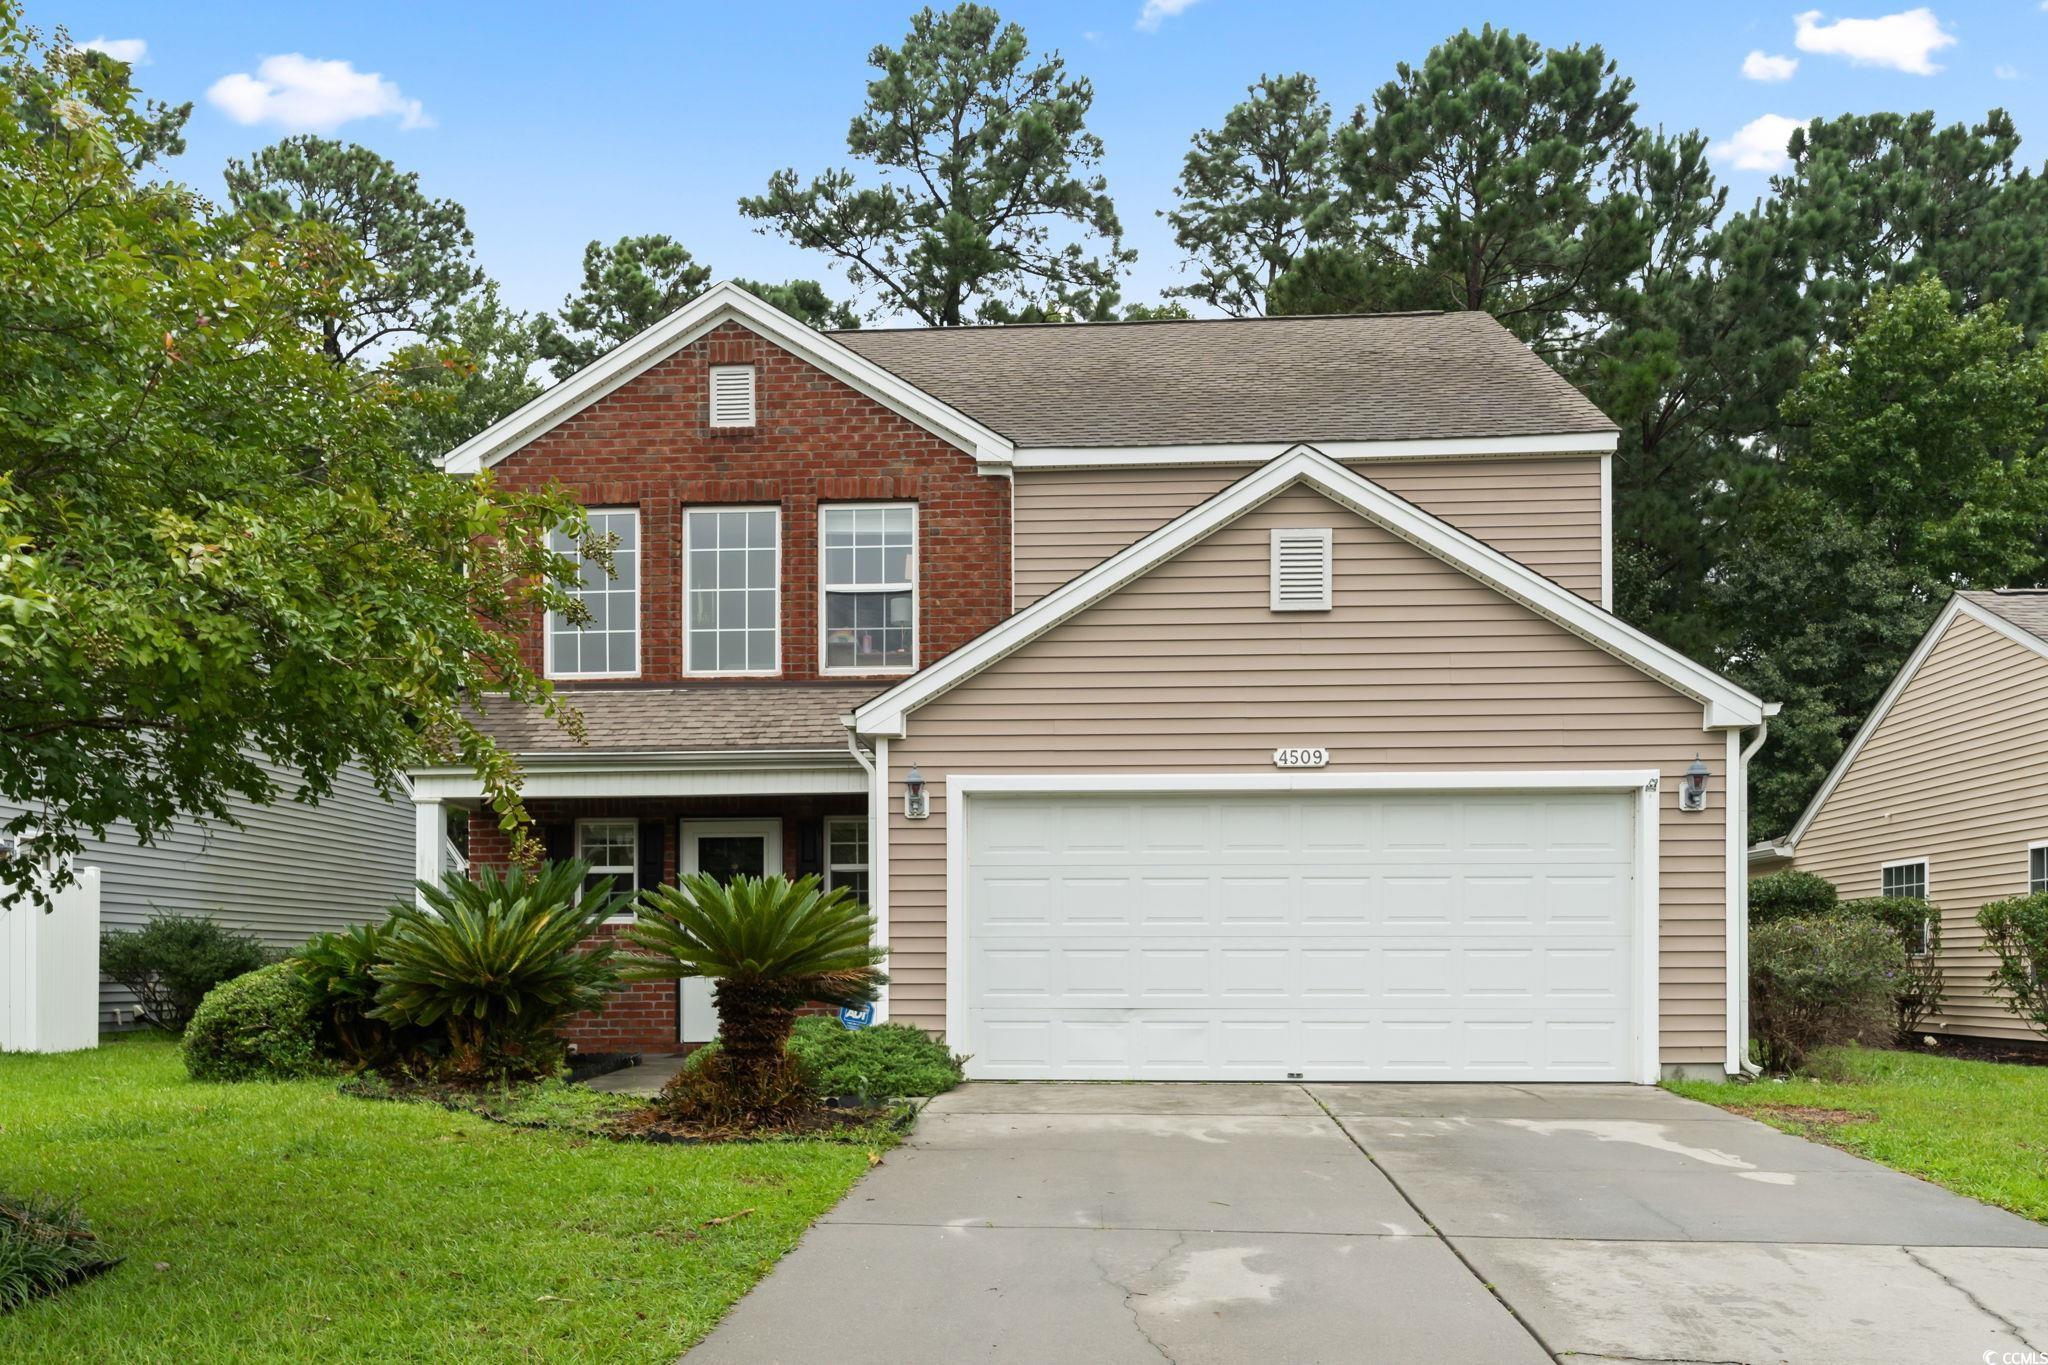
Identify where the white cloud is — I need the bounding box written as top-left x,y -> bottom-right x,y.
1712,113 -> 1805,172
1136,0 -> 1198,32
1742,49 -> 1800,80
1996,63 -> 2021,79
1793,8 -> 1956,75
207,54 -> 430,133
80,36 -> 147,64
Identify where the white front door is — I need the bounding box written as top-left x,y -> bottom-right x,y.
961,791 -> 1638,1082
678,819 -> 784,1044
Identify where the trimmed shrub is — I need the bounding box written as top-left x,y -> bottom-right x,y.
181,963 -> 327,1082
1749,870 -> 1839,925
1749,915 -> 1905,1073
1978,891 -> 2048,1041
1839,897 -> 1944,1040
787,1017 -> 964,1099
371,864 -> 619,1082
100,913 -> 271,1033
0,1193 -> 119,1312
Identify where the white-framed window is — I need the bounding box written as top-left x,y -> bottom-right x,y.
685,505 -> 780,675
821,503 -> 916,673
546,507 -> 640,679
1881,858 -> 1929,903
2030,843 -> 2048,894
576,818 -> 639,919
708,365 -> 757,428
825,816 -> 870,901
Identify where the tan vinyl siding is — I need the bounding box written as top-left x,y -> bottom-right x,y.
1012,456 -> 1604,609
891,485 -> 1727,1066
1784,612 -> 2048,1042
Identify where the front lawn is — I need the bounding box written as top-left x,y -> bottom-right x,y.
0,1036 -> 876,1361
1667,1045 -> 2048,1223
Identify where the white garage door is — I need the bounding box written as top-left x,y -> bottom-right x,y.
961,791 -> 1639,1082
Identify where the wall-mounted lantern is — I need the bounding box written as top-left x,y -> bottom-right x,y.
904,766 -> 930,821
1680,755 -> 1711,812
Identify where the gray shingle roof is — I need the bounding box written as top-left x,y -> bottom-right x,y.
1963,589 -> 2048,643
469,683 -> 879,756
830,311 -> 1615,449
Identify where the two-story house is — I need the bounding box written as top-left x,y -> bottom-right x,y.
412,282 -> 1771,1083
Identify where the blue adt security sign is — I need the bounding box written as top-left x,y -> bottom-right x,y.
838,1003 -> 874,1030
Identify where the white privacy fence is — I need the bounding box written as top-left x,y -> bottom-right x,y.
1,866 -> 101,1053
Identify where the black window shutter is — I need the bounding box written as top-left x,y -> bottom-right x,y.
637,820 -> 666,892
540,821 -> 574,864
793,818 -> 822,880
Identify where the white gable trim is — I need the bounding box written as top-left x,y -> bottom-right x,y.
1008,432 -> 1617,470
1779,595 -> 2048,851
438,281 -> 1014,474
850,444 -> 1763,738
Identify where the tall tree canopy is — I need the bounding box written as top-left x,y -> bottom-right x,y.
383,282 -> 545,461
1164,73 -> 1340,317
224,136 -> 481,365
739,2 -> 1131,324
0,12 -> 587,903
535,233 -> 712,380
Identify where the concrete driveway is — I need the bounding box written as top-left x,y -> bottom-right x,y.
687,1082 -> 2048,1363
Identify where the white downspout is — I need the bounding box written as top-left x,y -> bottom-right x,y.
1734,709 -> 1777,1077
844,724 -> 888,1023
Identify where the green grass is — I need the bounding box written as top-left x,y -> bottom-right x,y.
1667,1045 -> 2048,1223
0,1036 -> 878,1362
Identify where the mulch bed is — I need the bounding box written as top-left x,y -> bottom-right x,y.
1898,1036 -> 2048,1069
609,1102 -> 913,1145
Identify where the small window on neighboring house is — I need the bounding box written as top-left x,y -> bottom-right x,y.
547,508 -> 639,678
2030,844 -> 2048,894
709,365 -> 757,428
821,504 -> 916,672
686,506 -> 780,674
577,819 -> 638,918
1270,528 -> 1333,611
1881,858 -> 1931,956
825,816 -> 870,902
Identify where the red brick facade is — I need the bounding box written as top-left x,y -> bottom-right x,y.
492,319 -> 1012,685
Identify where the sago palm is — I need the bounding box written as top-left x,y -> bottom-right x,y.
622,873 -> 886,1117
371,862 -> 620,1080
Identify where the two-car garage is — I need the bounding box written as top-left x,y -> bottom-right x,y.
953,784 -> 1655,1083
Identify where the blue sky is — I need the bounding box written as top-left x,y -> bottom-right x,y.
39,1 -> 2048,322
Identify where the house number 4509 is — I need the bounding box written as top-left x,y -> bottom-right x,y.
1273,746 -> 1330,768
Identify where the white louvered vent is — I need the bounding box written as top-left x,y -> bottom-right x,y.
1270,528 -> 1333,611
708,365 -> 757,428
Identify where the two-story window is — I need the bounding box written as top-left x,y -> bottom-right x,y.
686,507 -> 780,675
822,504 -> 916,673
547,508 -> 640,678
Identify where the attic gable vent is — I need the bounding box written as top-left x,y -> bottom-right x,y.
1270,528 -> 1333,611
708,365 -> 757,428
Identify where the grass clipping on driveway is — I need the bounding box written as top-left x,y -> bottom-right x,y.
0,1036 -> 876,1361
1667,1045 -> 2048,1223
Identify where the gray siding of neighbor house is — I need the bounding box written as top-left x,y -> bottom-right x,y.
6,759 -> 415,1027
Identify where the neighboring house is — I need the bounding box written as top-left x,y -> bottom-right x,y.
414,282 -> 1771,1083
4,756 -> 417,1028
1751,590 -> 2048,1044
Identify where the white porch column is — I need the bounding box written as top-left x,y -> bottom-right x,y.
413,799 -> 446,905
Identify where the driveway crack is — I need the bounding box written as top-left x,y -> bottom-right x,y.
1902,1246 -> 2043,1353
1089,1230 -> 1186,1364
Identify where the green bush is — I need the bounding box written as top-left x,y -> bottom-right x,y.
100,913 -> 271,1033
1839,896 -> 1944,1040
787,1017 -> 964,1099
181,963 -> 327,1083
1749,870 -> 1840,925
1978,891 -> 2048,1041
292,919 -> 428,1071
0,1192 -> 119,1313
371,863 -> 620,1082
1750,915 -> 1905,1073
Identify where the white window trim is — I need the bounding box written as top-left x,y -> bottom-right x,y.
683,503 -> 782,678
1880,856 -> 1931,905
2029,840 -> 2048,894
544,507 -> 642,681
708,364 -> 757,429
819,501 -> 919,677
824,814 -> 870,895
575,817 -> 640,923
